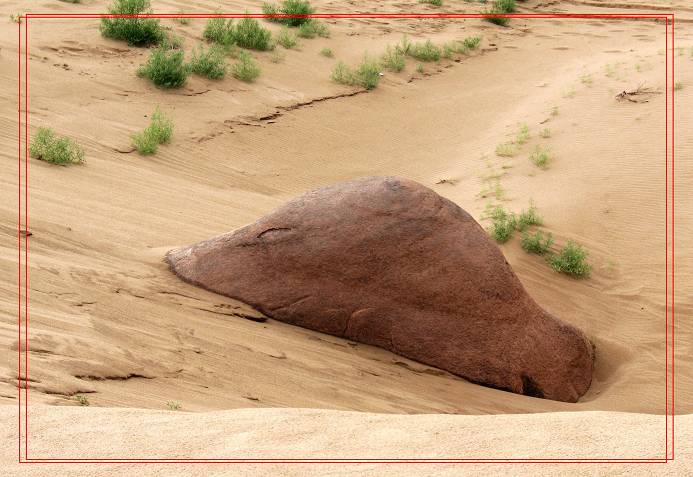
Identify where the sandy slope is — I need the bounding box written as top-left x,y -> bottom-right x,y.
0,0 -> 690,472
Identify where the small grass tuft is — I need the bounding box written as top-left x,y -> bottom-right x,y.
521,230 -> 554,255
495,142 -> 517,157
381,45 -> 406,72
203,17 -> 234,46
101,0 -> 164,47
580,73 -> 593,87
234,16 -> 273,50
231,51 -> 261,82
331,57 -> 381,90
137,47 -> 188,88
547,241 -> 591,278
485,0 -> 516,27
271,50 -> 285,63
166,400 -> 181,411
276,26 -> 298,49
407,40 -> 442,62
132,107 -> 174,155
540,128 -> 551,138
487,206 -> 517,243
29,128 -> 85,165
320,47 -> 334,58
10,14 -> 22,24
529,145 -> 551,169
263,0 -> 314,27
416,63 -> 425,74
516,202 -> 542,231
188,44 -> 227,79
297,19 -> 329,38
419,0 -> 443,6
674,81 -> 683,91
515,123 -> 530,144
74,395 -> 90,406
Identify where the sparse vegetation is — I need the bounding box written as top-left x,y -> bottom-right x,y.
420,0 -> 443,6
276,26 -> 298,49
166,400 -> 181,411
381,45 -> 406,72
515,123 -> 530,144
160,33 -> 183,50
74,394 -> 90,406
495,142 -> 517,157
331,57 -> 381,90
540,128 -> 551,138
137,47 -> 188,88
271,50 -> 285,63
320,47 -> 334,58
407,40 -> 442,62
101,0 -> 165,47
530,145 -> 551,169
29,128 -> 85,165
416,63 -> 425,74
173,15 -> 190,26
231,51 -> 261,82
550,106 -> 559,116
203,17 -> 234,46
580,73 -> 593,87
234,16 -> 273,50
547,241 -> 591,278
10,14 -> 22,24
131,107 -> 174,155
487,205 -> 516,243
516,202 -> 542,231
297,19 -> 329,38
485,0 -> 516,27
188,44 -> 227,79
521,230 -> 554,255
263,0 -> 314,27
674,81 -> 683,91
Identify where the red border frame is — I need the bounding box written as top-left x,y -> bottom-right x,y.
16,11 -> 675,465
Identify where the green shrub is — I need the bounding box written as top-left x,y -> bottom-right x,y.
516,203 -> 542,231
530,146 -> 551,169
495,142 -> 517,157
29,128 -> 85,165
132,107 -> 173,155
320,47 -> 334,57
547,241 -> 591,278
487,206 -> 516,243
515,123 -> 530,144
234,16 -> 273,50
74,395 -> 90,406
188,44 -> 227,79
463,36 -> 481,50
381,45 -> 406,72
407,40 -> 441,62
521,230 -> 554,254
276,26 -> 298,49
101,0 -> 164,46
166,400 -> 181,411
419,0 -> 443,5
416,63 -> 424,74
232,51 -> 261,82
485,0 -> 516,26
263,0 -> 314,27
331,57 -> 381,90
203,17 -> 234,45
137,47 -> 188,88
297,19 -> 329,38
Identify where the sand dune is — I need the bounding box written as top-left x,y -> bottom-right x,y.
0,0 -> 690,473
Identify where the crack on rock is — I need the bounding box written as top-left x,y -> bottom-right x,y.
268,294 -> 312,312
257,227 -> 292,239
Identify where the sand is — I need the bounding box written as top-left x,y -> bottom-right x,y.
0,0 -> 690,474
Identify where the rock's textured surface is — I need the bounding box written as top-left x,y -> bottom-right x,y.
166,177 -> 594,402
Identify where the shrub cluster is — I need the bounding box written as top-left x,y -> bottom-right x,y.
188,44 -> 227,79
203,17 -> 273,50
101,0 -> 164,47
486,203 -> 542,243
29,128 -> 85,165
131,107 -> 173,155
263,0 -> 314,27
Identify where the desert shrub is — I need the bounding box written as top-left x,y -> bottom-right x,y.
234,16 -> 273,50
29,128 -> 85,165
381,45 -> 406,72
160,33 -> 183,50
516,203 -> 542,231
9,14 -> 22,24
74,395 -> 90,406
131,107 -> 173,155
463,36 -> 482,50
188,44 -> 227,79
276,26 -> 298,49
419,0 -> 443,5
203,17 -> 234,45
263,0 -> 314,27
515,123 -> 530,144
530,146 -> 551,169
495,142 -> 517,157
521,230 -> 554,254
297,19 -> 329,38
232,51 -> 261,82
485,0 -> 516,26
674,81 -> 683,91
416,63 -> 425,74
407,40 -> 441,62
137,47 -> 188,88
331,57 -> 381,90
100,0 -> 164,47
487,206 -> 516,243
547,241 -> 591,278
320,47 -> 334,57
540,128 -> 551,138
166,400 -> 181,410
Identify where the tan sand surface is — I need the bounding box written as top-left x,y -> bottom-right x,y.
0,0 -> 690,473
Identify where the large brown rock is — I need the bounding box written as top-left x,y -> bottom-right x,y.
166,177 -> 594,402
